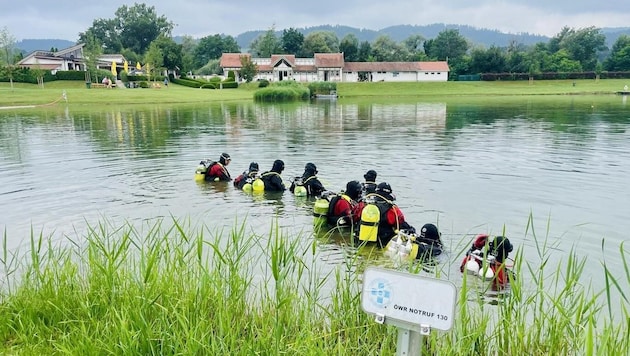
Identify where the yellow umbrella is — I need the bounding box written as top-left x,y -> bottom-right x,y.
111,61 -> 117,76
123,60 -> 128,73
136,62 -> 141,70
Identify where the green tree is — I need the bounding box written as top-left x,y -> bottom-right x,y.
150,35 -> 182,71
527,42 -> 554,73
79,18 -> 122,53
561,27 -> 606,71
424,29 -> 469,61
604,34 -> 630,71
194,35 -> 222,68
403,34 -> 427,61
80,4 -> 173,56
82,33 -> 104,84
357,41 -> 372,62
196,59 -> 221,75
370,35 -> 409,61
117,3 -> 173,55
505,40 -> 530,73
179,35 -> 197,74
0,26 -> 17,89
340,34 -> 359,61
240,55 -> 258,82
469,45 -> 507,73
281,28 -> 304,55
194,34 -> 240,68
301,31 -> 339,56
144,41 -> 164,81
549,49 -> 582,72
249,26 -> 281,57
424,29 -> 469,78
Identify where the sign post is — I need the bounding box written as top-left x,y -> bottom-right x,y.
361,267 -> 457,355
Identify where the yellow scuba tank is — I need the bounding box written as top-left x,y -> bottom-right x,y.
252,178 -> 265,192
313,197 -> 330,231
293,177 -> 307,197
358,202 -> 379,242
242,182 -> 253,192
194,161 -> 209,181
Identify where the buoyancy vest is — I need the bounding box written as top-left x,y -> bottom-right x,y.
261,171 -> 282,191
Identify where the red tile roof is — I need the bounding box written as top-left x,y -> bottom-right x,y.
315,53 -> 344,67
220,53 -> 251,68
420,61 -> 450,71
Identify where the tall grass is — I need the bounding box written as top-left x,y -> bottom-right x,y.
253,81 -> 311,102
0,216 -> 627,354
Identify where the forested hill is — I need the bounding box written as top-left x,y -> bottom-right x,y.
15,24 -> 630,54
235,24 -> 551,49
16,39 -> 76,54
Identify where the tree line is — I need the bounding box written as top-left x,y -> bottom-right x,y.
2,3 -> 630,82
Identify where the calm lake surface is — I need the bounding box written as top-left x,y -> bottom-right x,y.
1,95 -> 629,295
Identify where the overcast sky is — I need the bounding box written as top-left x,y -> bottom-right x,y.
2,0 -> 629,41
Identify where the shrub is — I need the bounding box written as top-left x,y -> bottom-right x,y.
55,70 -> 87,81
253,83 -> 310,102
258,79 -> 269,88
221,81 -> 238,89
307,81 -> 337,95
0,67 -> 55,84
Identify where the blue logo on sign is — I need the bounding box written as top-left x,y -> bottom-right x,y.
368,278 -> 392,308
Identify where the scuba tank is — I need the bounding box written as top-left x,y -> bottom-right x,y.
252,178 -> 265,192
313,197 -> 330,232
293,177 -> 307,197
358,197 -> 379,242
194,160 -> 211,181
242,179 -> 253,192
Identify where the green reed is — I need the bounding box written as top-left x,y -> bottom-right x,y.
0,215 -> 628,355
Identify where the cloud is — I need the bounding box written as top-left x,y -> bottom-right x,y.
3,0 -> 630,41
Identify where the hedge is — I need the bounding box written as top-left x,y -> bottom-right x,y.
479,71 -> 630,81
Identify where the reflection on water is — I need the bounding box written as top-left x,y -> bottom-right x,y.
1,97 -> 629,303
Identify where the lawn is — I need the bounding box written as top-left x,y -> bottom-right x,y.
1,79 -> 628,108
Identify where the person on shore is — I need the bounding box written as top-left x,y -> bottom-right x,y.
260,159 -> 286,191
233,162 -> 259,190
205,152 -> 232,181
290,162 -> 325,197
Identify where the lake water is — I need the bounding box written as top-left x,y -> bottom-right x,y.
1,95 -> 629,298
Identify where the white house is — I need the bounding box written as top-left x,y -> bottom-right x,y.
18,44 -> 127,77
219,53 -> 449,82
17,44 -> 86,72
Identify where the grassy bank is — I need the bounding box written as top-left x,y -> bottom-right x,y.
1,79 -> 629,107
0,219 -> 628,354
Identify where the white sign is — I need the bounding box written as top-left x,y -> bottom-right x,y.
361,267 -> 457,331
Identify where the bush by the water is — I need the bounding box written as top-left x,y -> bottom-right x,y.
308,81 -> 337,96
253,81 -> 310,102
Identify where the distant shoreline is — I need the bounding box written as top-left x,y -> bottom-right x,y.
1,79 -> 629,107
